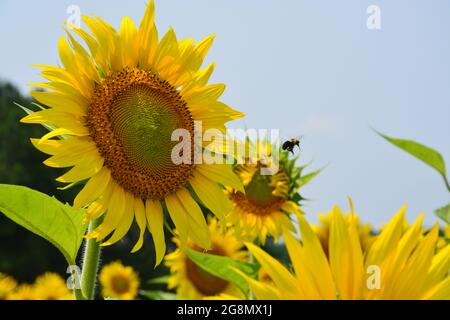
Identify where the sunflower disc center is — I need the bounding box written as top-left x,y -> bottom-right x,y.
87,68 -> 195,199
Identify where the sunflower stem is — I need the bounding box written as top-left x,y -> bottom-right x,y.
79,218 -> 103,300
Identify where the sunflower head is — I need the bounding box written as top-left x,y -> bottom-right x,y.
165,217 -> 247,299
240,205 -> 450,300
312,209 -> 374,256
99,261 -> 140,300
0,273 -> 17,300
21,1 -> 244,265
227,140 -> 314,243
33,273 -> 73,300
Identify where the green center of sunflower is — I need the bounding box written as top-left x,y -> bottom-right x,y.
185,244 -> 229,296
245,173 -> 280,207
231,164 -> 289,216
87,68 -> 195,200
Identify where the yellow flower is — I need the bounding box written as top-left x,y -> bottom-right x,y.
21,1 -> 244,265
33,273 -> 73,300
165,218 -> 247,299
312,210 -> 374,256
0,273 -> 17,300
7,284 -> 37,300
227,141 -> 308,243
242,205 -> 450,300
99,261 -> 140,300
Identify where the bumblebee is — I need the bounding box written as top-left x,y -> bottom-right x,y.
282,138 -> 300,154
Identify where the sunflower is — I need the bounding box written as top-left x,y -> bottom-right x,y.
165,217 -> 247,299
241,205 -> 450,300
7,284 -> 37,300
99,261 -> 140,300
21,1 -> 244,265
33,273 -> 73,300
312,208 -> 374,256
0,273 -> 17,300
226,141 -> 312,243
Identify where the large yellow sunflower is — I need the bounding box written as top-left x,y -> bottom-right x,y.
99,261 -> 140,300
226,141 -> 311,243
165,218 -> 247,299
21,1 -> 244,265
241,205 -> 450,300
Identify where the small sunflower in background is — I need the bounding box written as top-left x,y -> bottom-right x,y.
99,261 -> 140,300
0,273 -> 17,300
165,218 -> 247,299
226,139 -> 317,243
21,0 -> 244,265
33,273 -> 73,300
240,205 -> 450,300
312,208 -> 374,256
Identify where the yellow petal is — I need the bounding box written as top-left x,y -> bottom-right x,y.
421,277 -> 450,300
189,171 -> 230,222
165,193 -> 189,246
365,205 -> 407,268
131,197 -> 147,254
30,91 -> 86,115
246,242 -> 298,294
101,191 -> 135,247
197,164 -> 244,193
296,214 -> 336,299
74,166 -> 111,208
56,153 -> 104,183
145,198 -> 166,266
176,188 -> 210,249
89,183 -> 126,241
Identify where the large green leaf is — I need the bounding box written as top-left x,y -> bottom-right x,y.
185,248 -> 260,294
435,203 -> 450,225
376,130 -> 450,192
0,184 -> 87,264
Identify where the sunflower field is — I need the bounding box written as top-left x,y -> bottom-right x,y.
0,1 -> 449,302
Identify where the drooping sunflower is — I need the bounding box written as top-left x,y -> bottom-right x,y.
241,205 -> 450,300
165,217 -> 247,299
226,140 -> 314,243
312,208 -> 374,256
33,273 -> 73,300
99,261 -> 140,300
21,1 -> 244,265
0,273 -> 17,300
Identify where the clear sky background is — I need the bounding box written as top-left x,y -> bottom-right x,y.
0,0 -> 449,228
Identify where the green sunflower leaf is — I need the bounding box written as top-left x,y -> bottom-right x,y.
146,275 -> 170,285
185,247 -> 260,294
375,130 -> 450,192
0,184 -> 87,264
139,290 -> 177,300
435,203 -> 450,225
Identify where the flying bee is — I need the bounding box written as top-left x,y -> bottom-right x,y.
282,137 -> 301,154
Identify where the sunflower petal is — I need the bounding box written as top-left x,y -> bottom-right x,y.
145,198 -> 166,266
74,166 -> 111,208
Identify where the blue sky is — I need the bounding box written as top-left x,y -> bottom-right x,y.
0,0 -> 449,227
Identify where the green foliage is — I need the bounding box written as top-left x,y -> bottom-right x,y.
185,248 -> 260,294
375,130 -> 450,192
0,184 -> 87,264
140,290 -> 177,300
435,203 -> 450,225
